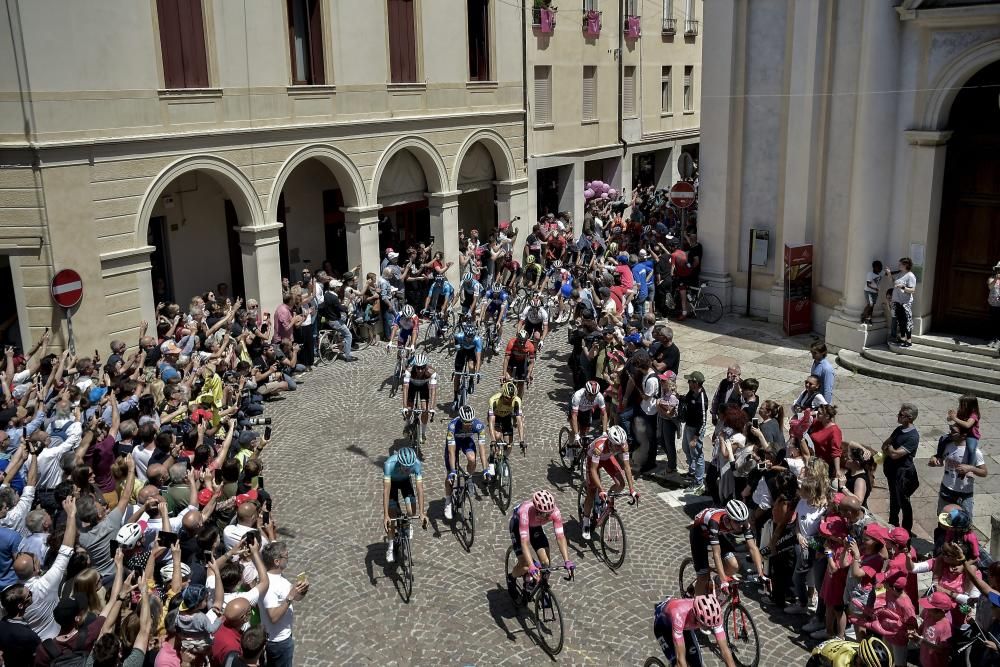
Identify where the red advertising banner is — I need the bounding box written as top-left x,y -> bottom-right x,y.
783,244 -> 813,336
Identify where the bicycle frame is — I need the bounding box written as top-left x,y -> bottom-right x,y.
592,490 -> 637,528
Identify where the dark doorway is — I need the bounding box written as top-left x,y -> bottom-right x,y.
323,189 -> 348,273
0,256 -> 21,350
276,193 -> 292,280
632,153 -> 655,190
932,60 -> 1000,331
537,166 -> 562,218
224,200 -> 246,299
147,216 -> 173,304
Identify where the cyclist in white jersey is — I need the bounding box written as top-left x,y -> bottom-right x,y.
518,295 -> 549,346
570,381 -> 608,441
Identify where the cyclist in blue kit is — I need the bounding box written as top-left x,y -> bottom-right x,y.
443,406 -> 488,520
382,447 -> 426,564
451,321 -> 483,409
478,282 -> 510,346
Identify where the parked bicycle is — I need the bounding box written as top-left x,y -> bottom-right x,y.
504,549 -> 575,657
386,343 -> 414,398
317,310 -> 377,363
448,464 -> 477,551
664,282 -> 724,324
677,561 -> 762,667
576,489 -> 637,570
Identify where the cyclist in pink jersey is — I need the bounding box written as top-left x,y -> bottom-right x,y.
507,490 -> 574,588
653,595 -> 737,667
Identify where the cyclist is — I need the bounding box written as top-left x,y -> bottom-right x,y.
522,255 -> 545,292
443,405 -> 488,520
422,253 -> 455,318
806,637 -> 893,667
457,272 -> 483,318
451,321 -> 483,409
401,353 -> 437,445
488,381 -> 525,452
387,304 -> 419,354
502,329 -> 536,398
478,282 -> 510,349
507,490 -> 574,597
581,425 -> 638,541
653,594 -> 737,667
546,260 -> 574,324
382,446 -> 427,564
569,380 -> 609,442
688,500 -> 767,596
518,295 -> 549,347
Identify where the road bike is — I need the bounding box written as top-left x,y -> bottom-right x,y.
451,370 -> 479,409
664,282 -> 724,324
486,437 -> 519,513
677,559 -> 762,667
386,343 -> 413,398
482,316 -> 502,362
576,488 -> 637,570
504,548 -> 575,657
448,464 -> 477,551
387,515 -> 415,601
556,428 -> 596,480
421,305 -> 457,349
507,287 -> 530,320
316,310 -> 377,363
401,407 -> 432,459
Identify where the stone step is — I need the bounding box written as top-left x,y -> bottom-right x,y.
912,333 -> 999,359
863,345 -> 1000,385
888,340 -> 1000,372
837,350 -> 1000,401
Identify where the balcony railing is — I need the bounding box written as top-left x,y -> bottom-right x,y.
624,14 -> 641,38
662,17 -> 677,35
583,10 -> 602,37
684,19 -> 699,36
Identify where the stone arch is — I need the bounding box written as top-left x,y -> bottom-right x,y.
266,144 -> 367,220
135,155 -> 264,246
921,38 -> 1000,130
370,136 -> 449,204
449,129 -> 516,192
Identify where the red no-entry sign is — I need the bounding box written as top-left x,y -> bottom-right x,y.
51,269 -> 83,309
669,181 -> 697,209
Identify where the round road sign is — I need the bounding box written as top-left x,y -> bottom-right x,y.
51,269 -> 83,309
669,181 -> 697,209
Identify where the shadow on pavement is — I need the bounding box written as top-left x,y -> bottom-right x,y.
485,585 -> 529,645
364,541 -> 390,587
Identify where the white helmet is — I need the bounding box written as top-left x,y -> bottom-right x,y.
160,561 -> 191,581
725,499 -> 749,523
402,305 -> 415,319
607,425 -> 627,447
116,523 -> 144,549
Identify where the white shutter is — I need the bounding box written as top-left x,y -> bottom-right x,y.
623,66 -> 636,117
582,66 -> 596,120
583,0 -> 599,12
683,65 -> 693,110
661,65 -> 671,112
534,66 -> 552,124
663,0 -> 673,19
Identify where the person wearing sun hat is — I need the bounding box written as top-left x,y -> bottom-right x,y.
906,541 -> 981,628
919,590 -> 956,667
884,526 -> 919,605
935,505 -> 980,562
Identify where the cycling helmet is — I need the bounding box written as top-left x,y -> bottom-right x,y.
532,490 -> 556,514
501,382 -> 517,398
855,637 -> 892,667
693,595 -> 722,629
607,425 -> 627,446
584,380 -> 600,396
116,523 -> 144,549
516,329 -> 529,341
462,323 -> 477,338
725,499 -> 750,523
492,282 -> 504,293
397,447 -> 418,468
458,405 -> 475,423
530,296 -> 543,308
551,260 -> 563,269
401,305 -> 415,319
527,255 -> 537,265
160,561 -> 191,582
463,272 -> 475,283
412,353 -> 428,368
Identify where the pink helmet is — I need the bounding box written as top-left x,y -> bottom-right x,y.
532,490 -> 556,514
693,595 -> 722,629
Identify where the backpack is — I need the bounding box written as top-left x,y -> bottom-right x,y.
41,633 -> 90,667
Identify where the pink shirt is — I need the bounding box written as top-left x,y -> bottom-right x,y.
878,591 -> 917,647
920,613 -> 952,667
154,642 -> 181,667
516,502 -> 565,540
661,598 -> 725,642
273,303 -> 294,343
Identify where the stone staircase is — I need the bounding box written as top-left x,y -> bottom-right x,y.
837,334 -> 1000,400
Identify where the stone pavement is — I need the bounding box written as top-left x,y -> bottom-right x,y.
256,314 -> 997,665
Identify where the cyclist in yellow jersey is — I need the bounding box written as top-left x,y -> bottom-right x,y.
488,382 -> 525,451
806,637 -> 892,667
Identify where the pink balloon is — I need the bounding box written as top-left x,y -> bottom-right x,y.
600,192 -> 609,199
585,181 -> 593,190
584,188 -> 595,199
608,188 -> 618,197
601,183 -> 610,193
592,180 -> 604,189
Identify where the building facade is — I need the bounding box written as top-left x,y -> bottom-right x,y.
526,0 -> 702,232
699,0 -> 1000,351
0,0 -> 528,353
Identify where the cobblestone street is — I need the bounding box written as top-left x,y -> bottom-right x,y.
258,314 -> 998,666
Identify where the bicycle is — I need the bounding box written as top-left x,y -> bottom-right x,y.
576,488 -> 637,570
317,311 -> 377,363
486,438 -> 516,513
507,287 -> 530,320
504,548 -> 575,657
665,282 -> 724,324
422,305 -> 457,349
556,428 -> 596,481
387,515 -> 416,601
482,317 -> 502,362
401,407 -> 432,459
451,370 -> 479,409
448,464 -> 477,551
676,559 -> 762,667
386,343 -> 413,398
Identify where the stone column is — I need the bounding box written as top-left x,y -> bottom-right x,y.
238,223 -> 284,315
902,130 -> 951,336
824,0 -> 900,352
341,205 -> 381,282
495,178 -> 529,258
427,191 -> 462,284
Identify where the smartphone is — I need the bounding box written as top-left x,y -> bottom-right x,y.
756,462 -> 767,471
214,469 -> 223,485
262,510 -> 271,525
109,540 -> 119,558
295,572 -> 307,585
243,530 -> 260,545
257,476 -> 265,491
752,418 -> 760,428
264,426 -> 272,440
157,531 -> 179,549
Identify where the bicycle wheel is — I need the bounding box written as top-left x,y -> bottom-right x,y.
459,379 -> 468,408
699,293 -> 724,324
644,659 -> 667,667
494,458 -> 512,513
599,510 -> 627,570
399,534 -> 414,601
389,358 -> 402,398
353,321 -> 376,351
533,587 -> 565,656
504,545 -> 522,602
454,484 -> 475,551
318,334 -> 338,363
678,557 -> 697,597
576,482 -> 588,524
557,427 -> 575,470
724,602 -> 760,667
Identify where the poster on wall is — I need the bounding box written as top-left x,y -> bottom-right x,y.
783,243 -> 813,336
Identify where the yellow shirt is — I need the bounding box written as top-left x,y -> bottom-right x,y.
488,393 -> 522,419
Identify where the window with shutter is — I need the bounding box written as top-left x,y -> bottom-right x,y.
684,65 -> 693,110
388,0 -> 418,83
582,66 -> 597,121
583,0 -> 599,12
625,0 -> 638,16
663,0 -> 673,18
288,0 -> 325,85
156,0 -> 209,89
467,0 -> 490,81
661,66 -> 671,113
623,66 -> 636,117
534,65 -> 552,125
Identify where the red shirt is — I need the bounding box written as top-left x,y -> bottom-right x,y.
671,250 -> 692,277
614,265 -> 634,291
211,625 -> 243,667
807,422 -> 843,473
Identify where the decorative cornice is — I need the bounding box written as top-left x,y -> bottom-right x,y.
904,129 -> 953,146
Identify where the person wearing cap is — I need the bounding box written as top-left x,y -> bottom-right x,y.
906,541 -> 980,627
870,567 -> 917,666
919,590 -> 957,667
814,515 -> 851,640
935,505 -> 980,562
679,371 -> 709,493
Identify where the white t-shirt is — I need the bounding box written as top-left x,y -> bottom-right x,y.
520,306 -> 549,325
223,523 -> 271,550
794,499 -> 826,538
261,573 -> 294,643
941,442 -> 986,494
639,371 -> 659,416
132,445 -> 156,482
892,272 -> 917,305
864,271 -> 881,294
